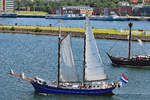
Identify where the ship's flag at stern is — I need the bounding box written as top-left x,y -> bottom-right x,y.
120,74 -> 128,84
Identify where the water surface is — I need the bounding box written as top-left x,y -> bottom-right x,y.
0,33 -> 150,100
0,18 -> 150,30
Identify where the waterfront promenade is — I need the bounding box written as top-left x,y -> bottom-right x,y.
0,25 -> 150,41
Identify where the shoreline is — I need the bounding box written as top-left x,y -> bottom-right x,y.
0,25 -> 150,42
0,14 -> 150,21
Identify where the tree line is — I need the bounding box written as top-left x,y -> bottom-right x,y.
14,0 -> 143,13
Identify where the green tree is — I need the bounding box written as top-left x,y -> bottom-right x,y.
14,0 -> 132,13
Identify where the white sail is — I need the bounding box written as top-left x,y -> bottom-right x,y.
85,17 -> 107,81
60,34 -> 79,82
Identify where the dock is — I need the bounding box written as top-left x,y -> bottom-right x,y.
0,25 -> 150,41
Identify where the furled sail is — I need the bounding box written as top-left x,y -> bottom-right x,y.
85,17 -> 107,81
60,34 -> 79,82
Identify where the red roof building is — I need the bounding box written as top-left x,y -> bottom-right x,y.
131,0 -> 139,4
53,6 -> 93,16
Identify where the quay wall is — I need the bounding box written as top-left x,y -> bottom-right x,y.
1,14 -> 150,21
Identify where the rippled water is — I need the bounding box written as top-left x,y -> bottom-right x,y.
0,33 -> 150,100
0,18 -> 150,30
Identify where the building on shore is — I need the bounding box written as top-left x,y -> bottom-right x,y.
144,0 -> 150,3
132,5 -> 150,16
117,2 -> 133,16
0,0 -> 14,12
51,2 -> 150,17
131,0 -> 139,4
53,6 -> 93,16
103,1 -> 150,17
131,0 -> 150,4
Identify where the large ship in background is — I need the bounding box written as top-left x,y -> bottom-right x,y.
45,14 -> 85,20
90,12 -> 129,21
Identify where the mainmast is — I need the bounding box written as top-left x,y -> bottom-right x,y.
83,10 -> 89,84
128,22 -> 133,59
83,23 -> 86,84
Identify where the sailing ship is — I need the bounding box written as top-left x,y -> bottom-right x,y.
107,22 -> 150,66
9,15 -> 122,95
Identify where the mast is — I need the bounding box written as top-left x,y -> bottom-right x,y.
57,20 -> 61,87
128,22 -> 133,59
83,26 -> 86,84
83,10 -> 89,84
57,7 -> 62,87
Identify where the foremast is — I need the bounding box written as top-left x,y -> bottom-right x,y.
57,19 -> 79,85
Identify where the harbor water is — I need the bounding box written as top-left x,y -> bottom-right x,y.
0,18 -> 150,100
0,17 -> 150,30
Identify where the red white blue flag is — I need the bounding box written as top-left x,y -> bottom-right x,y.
120,74 -> 128,84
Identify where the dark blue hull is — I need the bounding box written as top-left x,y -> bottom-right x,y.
31,82 -> 116,95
